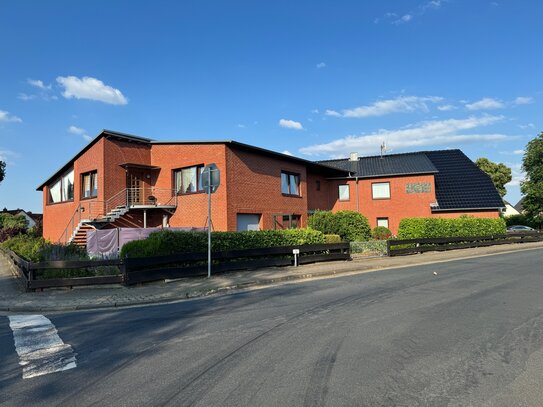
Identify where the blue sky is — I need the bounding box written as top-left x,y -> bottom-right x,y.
0,0 -> 541,212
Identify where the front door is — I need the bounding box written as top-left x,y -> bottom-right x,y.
127,172 -> 144,206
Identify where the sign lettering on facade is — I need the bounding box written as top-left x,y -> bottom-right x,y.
406,182 -> 431,194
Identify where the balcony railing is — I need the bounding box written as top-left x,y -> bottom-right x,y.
58,188 -> 178,243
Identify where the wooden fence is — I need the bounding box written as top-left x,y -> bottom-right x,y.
0,243 -> 350,290
387,232 -> 543,256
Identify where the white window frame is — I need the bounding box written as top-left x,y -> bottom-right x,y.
377,218 -> 389,228
372,182 -> 390,199
338,184 -> 350,201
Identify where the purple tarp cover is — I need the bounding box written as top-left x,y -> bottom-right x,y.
86,227 -> 207,257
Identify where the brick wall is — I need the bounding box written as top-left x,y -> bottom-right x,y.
225,146 -> 309,230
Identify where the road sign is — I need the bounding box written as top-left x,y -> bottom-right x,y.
202,163 -> 220,193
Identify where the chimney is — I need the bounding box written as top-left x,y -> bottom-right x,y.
349,152 -> 359,162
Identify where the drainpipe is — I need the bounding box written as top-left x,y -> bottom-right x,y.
143,209 -> 147,228
355,176 -> 359,212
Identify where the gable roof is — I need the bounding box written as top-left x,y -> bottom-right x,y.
319,152 -> 438,178
424,150 -> 504,211
320,149 -> 505,211
37,130 -> 347,190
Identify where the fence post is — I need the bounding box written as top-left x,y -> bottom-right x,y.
386,240 -> 391,257
120,260 -> 128,285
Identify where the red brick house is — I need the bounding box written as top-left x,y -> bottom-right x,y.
37,130 -> 504,244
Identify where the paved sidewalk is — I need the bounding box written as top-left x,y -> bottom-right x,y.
1,241 -> 543,313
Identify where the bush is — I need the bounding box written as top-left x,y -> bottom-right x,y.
397,216 -> 506,239
350,240 -> 388,256
0,213 -> 28,229
120,229 -> 326,258
505,214 -> 543,229
324,234 -> 342,243
0,227 -> 26,243
1,234 -> 87,262
308,210 -> 371,242
372,226 -> 392,240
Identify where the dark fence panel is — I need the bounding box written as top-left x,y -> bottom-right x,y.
387,232 -> 543,256
124,243 -> 351,285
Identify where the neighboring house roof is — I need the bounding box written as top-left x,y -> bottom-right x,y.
503,201 -> 521,217
321,149 -> 504,211
318,152 -> 438,178
424,150 -> 504,211
514,197 -> 525,213
37,130 -> 348,190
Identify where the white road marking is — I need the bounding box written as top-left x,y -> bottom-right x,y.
8,315 -> 77,379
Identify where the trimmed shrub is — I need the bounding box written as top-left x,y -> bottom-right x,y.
1,235 -> 87,262
308,210 -> 371,242
120,229 -> 326,259
372,226 -> 392,240
323,234 -> 342,243
397,216 -> 506,239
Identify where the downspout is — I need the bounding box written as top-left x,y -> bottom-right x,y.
355,176 -> 359,212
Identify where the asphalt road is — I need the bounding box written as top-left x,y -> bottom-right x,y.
1,249 -> 543,406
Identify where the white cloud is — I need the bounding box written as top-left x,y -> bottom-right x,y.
17,93 -> 36,101
465,98 -> 505,110
0,149 -> 19,164
299,115 -> 506,157
27,78 -> 52,90
56,76 -> 128,105
518,123 -> 535,130
505,162 -> 524,187
0,110 -> 22,123
316,62 -> 326,69
237,124 -> 246,128
437,104 -> 457,111
513,149 -> 524,155
513,96 -> 534,105
394,14 -> 412,24
327,95 -> 443,118
281,150 -> 293,156
279,119 -> 304,130
381,0 -> 444,24
68,125 -> 92,141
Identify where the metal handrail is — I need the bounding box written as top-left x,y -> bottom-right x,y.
58,188 -> 178,243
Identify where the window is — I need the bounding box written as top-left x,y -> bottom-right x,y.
81,171 -> 98,198
281,171 -> 300,196
338,185 -> 350,201
372,182 -> 390,199
273,214 -> 301,229
174,165 -> 204,194
48,169 -> 74,204
377,218 -> 389,229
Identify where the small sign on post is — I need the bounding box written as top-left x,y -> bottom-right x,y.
202,164 -> 221,278
293,248 -> 300,267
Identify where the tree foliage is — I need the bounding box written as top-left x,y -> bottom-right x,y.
0,161 -> 5,185
521,132 -> 543,218
475,157 -> 512,197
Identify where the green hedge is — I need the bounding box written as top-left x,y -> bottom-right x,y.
397,216 -> 506,239
308,210 -> 371,242
120,229 -> 325,259
1,234 -> 87,262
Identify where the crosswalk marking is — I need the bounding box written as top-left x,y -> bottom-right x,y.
8,315 -> 77,379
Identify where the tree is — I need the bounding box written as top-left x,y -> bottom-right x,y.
475,157 -> 512,197
0,161 -> 5,185
521,132 -> 543,218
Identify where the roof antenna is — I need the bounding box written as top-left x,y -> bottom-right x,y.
380,141 -> 387,159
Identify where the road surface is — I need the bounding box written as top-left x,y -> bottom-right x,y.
1,249 -> 543,406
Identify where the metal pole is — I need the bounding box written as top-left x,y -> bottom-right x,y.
207,169 -> 212,278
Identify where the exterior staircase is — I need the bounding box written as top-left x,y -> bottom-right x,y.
68,206 -> 131,247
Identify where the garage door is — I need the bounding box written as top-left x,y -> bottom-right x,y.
237,214 -> 261,231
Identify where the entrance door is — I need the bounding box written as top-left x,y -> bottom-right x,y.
237,214 -> 261,231
127,172 -> 143,206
